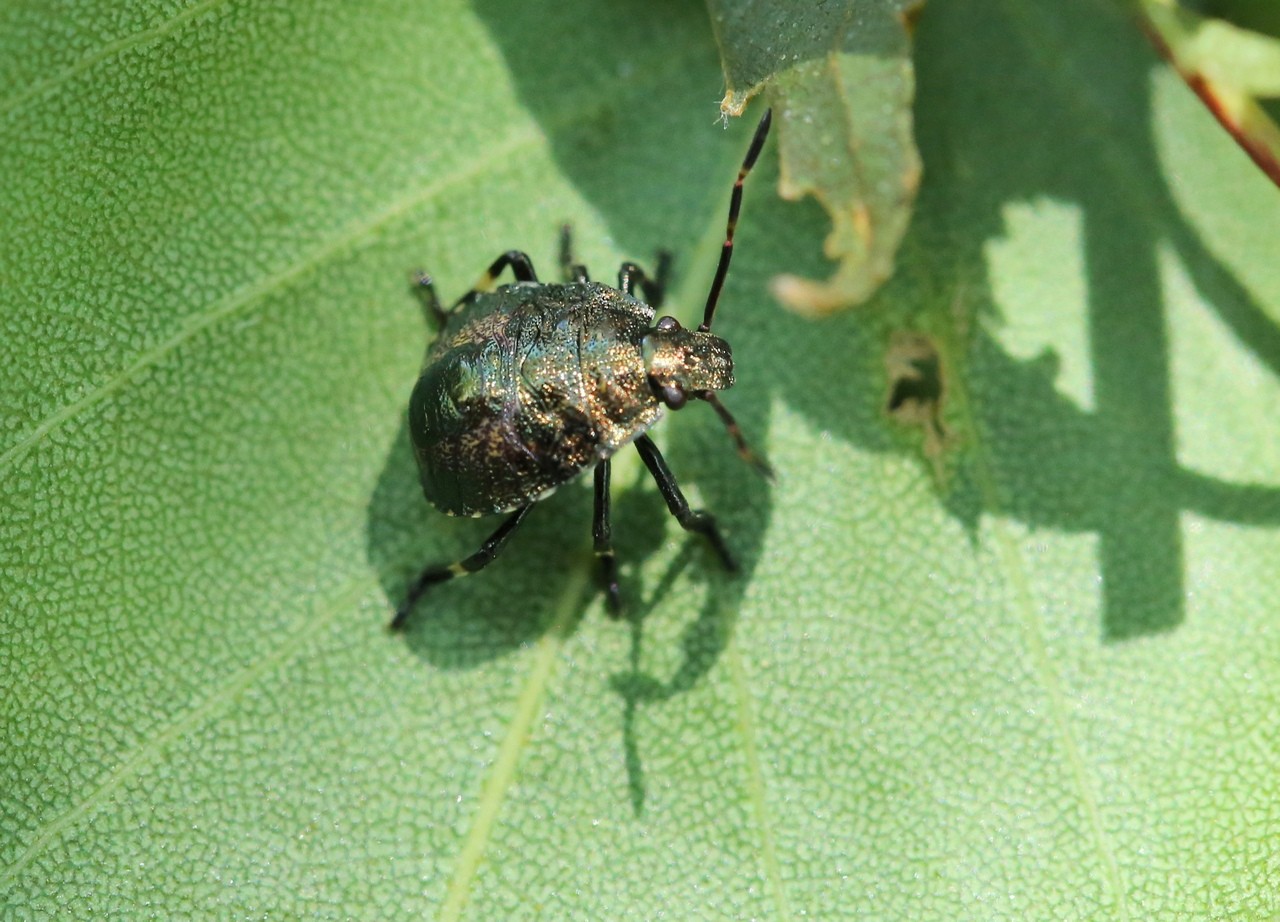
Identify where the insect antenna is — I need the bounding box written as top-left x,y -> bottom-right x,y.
699,107 -> 772,333
697,390 -> 774,481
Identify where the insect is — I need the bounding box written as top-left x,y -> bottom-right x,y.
391,109 -> 773,630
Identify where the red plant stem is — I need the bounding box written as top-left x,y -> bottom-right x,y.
1140,15 -> 1280,189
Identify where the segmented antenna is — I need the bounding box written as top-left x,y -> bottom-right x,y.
700,108 -> 772,333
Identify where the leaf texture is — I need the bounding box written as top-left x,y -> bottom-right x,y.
2,0 -> 1279,918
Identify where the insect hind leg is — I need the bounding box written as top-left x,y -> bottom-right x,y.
593,461 -> 623,615
390,504 -> 534,630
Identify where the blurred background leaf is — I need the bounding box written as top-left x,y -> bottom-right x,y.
1140,0 -> 1280,185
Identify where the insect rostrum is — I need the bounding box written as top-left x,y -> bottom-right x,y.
392,108 -> 773,629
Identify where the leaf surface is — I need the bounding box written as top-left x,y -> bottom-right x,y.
2,0 -> 1279,918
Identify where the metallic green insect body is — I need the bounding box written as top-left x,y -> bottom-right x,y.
392,109 -> 772,630
410,282 -> 731,518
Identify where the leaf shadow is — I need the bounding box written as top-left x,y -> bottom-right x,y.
769,0 -> 1280,643
604,444 -> 765,814
365,414 -> 567,668
367,0 -> 1280,805
460,0 -> 1280,659
912,0 -> 1280,640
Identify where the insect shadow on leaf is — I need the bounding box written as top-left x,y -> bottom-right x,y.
390,109 -> 775,631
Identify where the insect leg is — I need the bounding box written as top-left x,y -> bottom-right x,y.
411,271 -> 448,326
593,461 -> 623,616
559,224 -> 590,283
390,504 -> 534,630
634,434 -> 737,572
617,262 -> 667,308
649,250 -> 672,308
700,108 -> 772,332
457,250 -> 539,306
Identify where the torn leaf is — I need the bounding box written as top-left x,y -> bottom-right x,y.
886,330 -> 950,476
707,0 -> 923,315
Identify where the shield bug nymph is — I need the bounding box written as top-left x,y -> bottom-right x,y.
391,109 -> 773,629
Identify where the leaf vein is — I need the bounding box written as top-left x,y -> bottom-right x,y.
0,579 -> 373,888
940,288 -> 1132,920
0,0 -> 233,118
436,567 -> 588,921
728,638 -> 793,920
0,124 -> 540,477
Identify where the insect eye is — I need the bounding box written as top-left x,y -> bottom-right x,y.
659,381 -> 687,409
655,316 -> 681,332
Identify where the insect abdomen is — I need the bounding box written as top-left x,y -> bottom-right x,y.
410,285 -> 661,516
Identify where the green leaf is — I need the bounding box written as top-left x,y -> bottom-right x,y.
4,0 -> 1280,919
708,0 -> 922,315
1145,0 -> 1280,95
1139,0 -> 1280,188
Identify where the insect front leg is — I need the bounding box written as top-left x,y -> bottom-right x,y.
617,253 -> 671,308
696,390 -> 774,481
633,434 -> 737,572
411,271 -> 448,327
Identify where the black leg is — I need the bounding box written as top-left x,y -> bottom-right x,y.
593,461 -> 622,616
559,224 -> 590,283
618,261 -> 666,308
700,108 -> 772,332
390,504 -> 534,630
650,250 -> 672,308
633,434 -> 737,572
457,250 -> 539,306
411,271 -> 448,326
